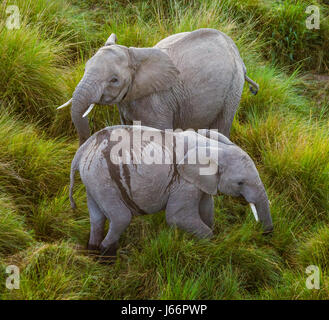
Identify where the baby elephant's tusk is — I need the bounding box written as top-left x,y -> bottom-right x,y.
249,203 -> 259,222
82,104 -> 95,118
57,98 -> 72,109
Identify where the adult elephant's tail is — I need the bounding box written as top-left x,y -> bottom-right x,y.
69,156 -> 79,210
245,75 -> 259,95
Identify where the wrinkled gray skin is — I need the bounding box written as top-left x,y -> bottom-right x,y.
70,125 -> 272,257
67,29 -> 259,146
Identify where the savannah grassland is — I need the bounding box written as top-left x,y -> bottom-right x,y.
0,0 -> 328,299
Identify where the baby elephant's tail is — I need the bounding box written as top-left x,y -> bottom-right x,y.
245,75 -> 259,95
69,150 -> 82,210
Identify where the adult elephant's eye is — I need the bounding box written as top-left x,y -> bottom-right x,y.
110,77 -> 119,83
238,181 -> 244,186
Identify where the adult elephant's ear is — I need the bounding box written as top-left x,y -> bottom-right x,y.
177,147 -> 220,195
198,129 -> 234,145
105,33 -> 117,46
128,47 -> 180,100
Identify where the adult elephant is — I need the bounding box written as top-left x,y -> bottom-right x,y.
58,28 -> 259,145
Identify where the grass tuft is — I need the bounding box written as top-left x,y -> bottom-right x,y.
0,195 -> 34,257
3,242 -> 111,299
0,0 -> 328,300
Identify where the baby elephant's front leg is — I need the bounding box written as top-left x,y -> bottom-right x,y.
199,193 -> 214,229
166,184 -> 213,239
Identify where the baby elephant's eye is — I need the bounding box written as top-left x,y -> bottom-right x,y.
238,181 -> 244,186
110,77 -> 119,83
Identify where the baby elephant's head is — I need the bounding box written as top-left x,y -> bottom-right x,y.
217,146 -> 273,233
178,140 -> 273,234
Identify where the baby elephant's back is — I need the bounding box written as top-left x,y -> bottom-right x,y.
79,127 -> 175,214
78,130 -> 113,191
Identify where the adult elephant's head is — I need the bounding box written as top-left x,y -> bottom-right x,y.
58,34 -> 179,145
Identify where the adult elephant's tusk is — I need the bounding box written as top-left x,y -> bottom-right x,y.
82,104 -> 95,118
57,98 -> 72,109
249,203 -> 259,222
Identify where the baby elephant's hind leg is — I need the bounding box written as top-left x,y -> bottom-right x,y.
87,191 -> 106,252
98,195 -> 132,259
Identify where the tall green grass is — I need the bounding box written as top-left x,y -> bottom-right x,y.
0,0 -> 328,300
0,195 -> 34,256
1,0 -> 98,56
2,242 -> 112,299
72,0 -> 329,71
0,0 -> 98,127
0,110 -> 78,215
222,0 -> 329,72
0,26 -> 66,123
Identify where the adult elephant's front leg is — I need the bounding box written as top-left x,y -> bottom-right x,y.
165,185 -> 213,239
120,97 -> 176,130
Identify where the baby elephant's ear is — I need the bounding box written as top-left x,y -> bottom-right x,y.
105,33 -> 117,46
177,148 -> 220,195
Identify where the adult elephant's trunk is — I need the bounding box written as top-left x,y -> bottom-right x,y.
254,189 -> 273,234
71,79 -> 103,146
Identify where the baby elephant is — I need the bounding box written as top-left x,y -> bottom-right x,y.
70,125 -> 273,258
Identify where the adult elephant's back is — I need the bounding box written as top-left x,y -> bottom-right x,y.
155,28 -> 246,134
58,28 -> 258,145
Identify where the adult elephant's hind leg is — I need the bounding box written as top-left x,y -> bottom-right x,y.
165,185 -> 213,239
211,105 -> 236,139
212,80 -> 244,138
